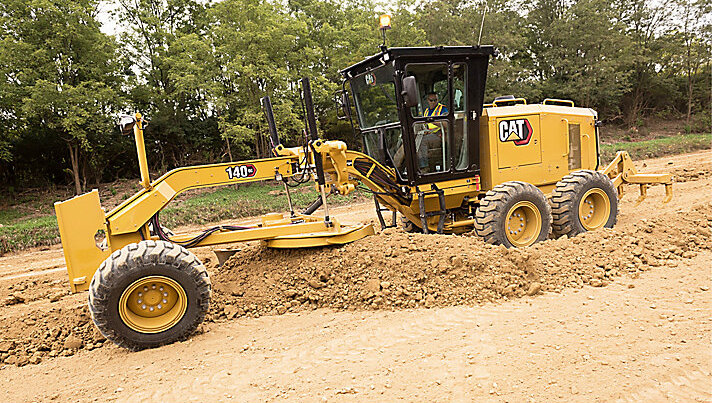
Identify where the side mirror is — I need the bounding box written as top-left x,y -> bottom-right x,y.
335,90 -> 352,121
119,115 -> 136,136
401,76 -> 418,108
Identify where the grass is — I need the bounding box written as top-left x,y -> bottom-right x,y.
600,133 -> 711,164
159,182 -> 367,228
0,215 -> 59,255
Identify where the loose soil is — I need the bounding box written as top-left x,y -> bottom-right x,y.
0,150 -> 710,402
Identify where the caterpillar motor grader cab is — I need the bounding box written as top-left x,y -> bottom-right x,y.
54,46 -> 672,351
338,45 -> 672,244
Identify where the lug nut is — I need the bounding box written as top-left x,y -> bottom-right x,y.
137,299 -> 142,304
143,286 -> 148,291
162,299 -> 167,304
152,284 -> 156,289
157,304 -> 162,310
163,292 -> 168,297
141,304 -> 147,310
159,286 -> 164,291
149,306 -> 154,312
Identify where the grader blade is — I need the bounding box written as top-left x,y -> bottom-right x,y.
265,222 -> 375,248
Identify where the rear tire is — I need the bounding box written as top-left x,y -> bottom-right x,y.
550,170 -> 618,238
88,240 -> 211,351
474,181 -> 552,247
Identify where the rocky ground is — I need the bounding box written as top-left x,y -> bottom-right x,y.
0,150 -> 709,402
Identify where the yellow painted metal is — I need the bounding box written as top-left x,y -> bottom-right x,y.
133,113 -> 151,190
57,100 -> 675,295
54,190 -> 111,292
505,201 -> 542,247
265,222 -> 376,248
599,151 -> 673,203
480,103 -> 598,192
578,188 -> 610,230
493,97 -> 527,107
318,146 -> 482,233
496,113 -> 542,168
542,99 -> 575,107
135,214 -> 375,249
107,156 -> 296,235
118,276 -> 188,334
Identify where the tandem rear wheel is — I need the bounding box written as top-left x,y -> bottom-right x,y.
474,181 -> 552,248
550,170 -> 618,238
88,240 -> 211,351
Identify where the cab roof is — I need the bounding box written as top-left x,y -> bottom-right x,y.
339,46 -> 497,78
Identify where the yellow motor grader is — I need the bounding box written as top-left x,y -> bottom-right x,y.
55,46 -> 672,350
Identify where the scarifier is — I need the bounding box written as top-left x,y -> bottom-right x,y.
54,25 -> 673,350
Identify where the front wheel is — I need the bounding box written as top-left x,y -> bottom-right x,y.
88,240 -> 211,351
474,181 -> 552,247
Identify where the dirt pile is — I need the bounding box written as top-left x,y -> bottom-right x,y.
0,303 -> 105,367
210,202 -> 711,320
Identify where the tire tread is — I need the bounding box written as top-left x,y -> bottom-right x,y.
88,240 -> 211,351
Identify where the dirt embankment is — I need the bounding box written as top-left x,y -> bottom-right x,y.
1,198 -> 709,368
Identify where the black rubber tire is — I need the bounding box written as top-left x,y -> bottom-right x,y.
88,240 -> 211,351
401,216 -> 422,233
550,170 -> 618,238
474,181 -> 552,248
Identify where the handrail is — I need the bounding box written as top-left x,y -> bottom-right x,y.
543,98 -> 575,107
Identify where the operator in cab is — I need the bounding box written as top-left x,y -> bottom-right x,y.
424,92 -> 448,118
393,91 -> 449,172
417,92 -> 448,170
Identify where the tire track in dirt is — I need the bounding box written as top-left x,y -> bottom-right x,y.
616,366 -> 712,403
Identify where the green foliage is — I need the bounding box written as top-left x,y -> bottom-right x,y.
0,216 -> 59,255
0,0 -> 123,191
600,133 -> 712,163
0,0 -> 710,192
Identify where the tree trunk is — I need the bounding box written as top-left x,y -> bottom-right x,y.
687,68 -> 693,125
255,131 -> 262,159
67,142 -> 82,195
225,137 -> 233,162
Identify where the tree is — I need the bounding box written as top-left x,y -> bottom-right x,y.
613,0 -> 676,126
674,0 -> 711,125
522,0 -> 635,116
0,0 -> 123,194
114,0 -> 218,169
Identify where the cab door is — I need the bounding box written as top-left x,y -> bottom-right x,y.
397,58 -> 483,185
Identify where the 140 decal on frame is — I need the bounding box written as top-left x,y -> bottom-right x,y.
226,164 -> 257,180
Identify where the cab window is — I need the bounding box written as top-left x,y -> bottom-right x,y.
405,64 -> 449,118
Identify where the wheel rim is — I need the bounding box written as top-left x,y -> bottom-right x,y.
506,201 -> 542,247
578,188 -> 610,231
119,276 -> 187,334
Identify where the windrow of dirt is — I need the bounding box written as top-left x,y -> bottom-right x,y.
1,201 -> 710,367
210,203 -> 711,320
